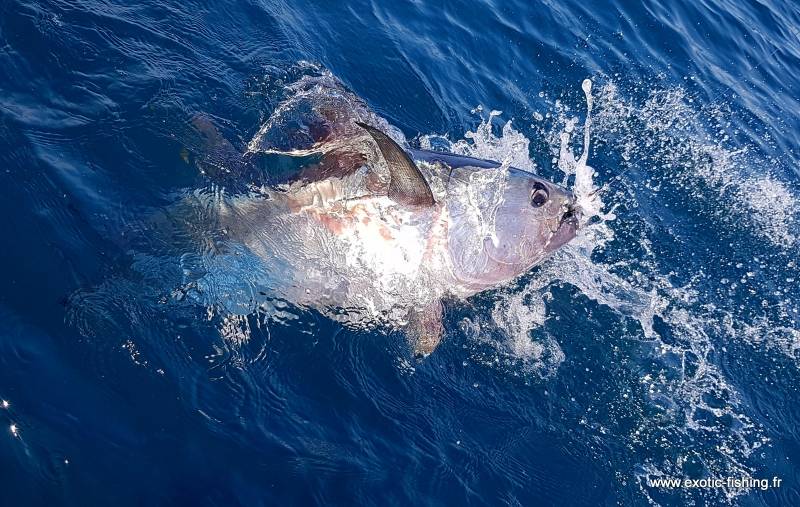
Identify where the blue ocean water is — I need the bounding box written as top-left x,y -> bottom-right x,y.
1,0 -> 799,505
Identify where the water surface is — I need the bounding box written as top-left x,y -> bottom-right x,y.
1,0 -> 799,505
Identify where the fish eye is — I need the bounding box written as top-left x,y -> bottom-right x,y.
530,183 -> 549,208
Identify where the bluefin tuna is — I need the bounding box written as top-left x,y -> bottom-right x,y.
180,77 -> 581,356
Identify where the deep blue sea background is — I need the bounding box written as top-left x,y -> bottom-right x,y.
1,0 -> 799,505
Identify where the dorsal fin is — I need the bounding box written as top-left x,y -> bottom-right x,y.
356,122 -> 435,207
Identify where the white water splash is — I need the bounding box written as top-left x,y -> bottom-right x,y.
432,77 -> 793,504
559,79 -> 608,224
593,82 -> 798,247
444,108 -> 537,173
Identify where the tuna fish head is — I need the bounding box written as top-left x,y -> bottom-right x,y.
443,163 -> 579,292
360,125 -> 579,295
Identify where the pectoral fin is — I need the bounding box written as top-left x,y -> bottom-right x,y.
356,122 -> 435,207
407,300 -> 444,358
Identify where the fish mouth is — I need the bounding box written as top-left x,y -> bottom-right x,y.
560,203 -> 580,229
546,202 -> 581,252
